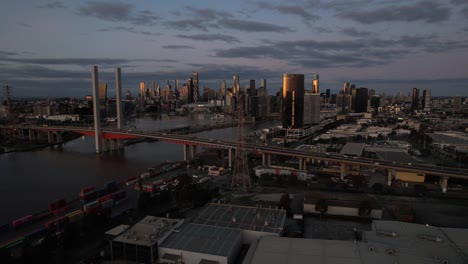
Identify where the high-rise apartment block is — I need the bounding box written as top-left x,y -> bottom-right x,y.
282,74 -> 304,129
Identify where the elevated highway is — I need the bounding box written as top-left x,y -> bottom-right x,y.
2,125 -> 468,191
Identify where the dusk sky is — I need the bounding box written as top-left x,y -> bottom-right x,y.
1,0 -> 467,98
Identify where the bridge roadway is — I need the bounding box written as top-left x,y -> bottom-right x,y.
2,126 -> 468,180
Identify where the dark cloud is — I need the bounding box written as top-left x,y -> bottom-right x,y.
215,34 -> 468,68
37,1 -> 66,9
256,1 -> 319,21
161,45 -> 194,50
338,1 -> 451,24
314,27 -> 334,34
0,51 -> 18,57
17,22 -> 32,28
340,27 -> 373,37
166,8 -> 230,31
98,26 -> 159,36
77,1 -> 158,26
218,18 -> 291,32
176,33 -> 241,43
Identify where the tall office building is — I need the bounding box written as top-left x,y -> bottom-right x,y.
412,87 -> 420,111
150,81 -> 156,98
98,83 -> 108,117
312,74 -> 319,94
304,91 -> 320,125
355,87 -> 368,113
192,72 -> 199,102
343,82 -> 350,94
453,96 -> 462,111
232,75 -> 240,95
422,90 -> 431,112
282,74 -> 304,129
249,80 -> 256,96
218,80 -> 226,101
260,79 -> 266,90
369,89 -> 376,97
139,82 -> 146,98
350,87 -> 357,112
187,77 -> 194,103
337,94 -> 351,114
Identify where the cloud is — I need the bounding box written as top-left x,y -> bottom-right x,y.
218,18 -> 291,32
98,26 -> 159,36
215,34 -> 468,68
314,27 -> 334,34
338,1 -> 451,24
176,33 -> 241,43
77,1 -> 158,26
161,45 -> 194,50
38,1 -> 66,9
0,51 -> 18,57
17,21 -> 33,28
166,8 -> 230,31
256,1 -> 319,21
340,27 -> 373,37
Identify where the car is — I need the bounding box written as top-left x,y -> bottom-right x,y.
374,162 -> 380,165
407,163 -> 412,166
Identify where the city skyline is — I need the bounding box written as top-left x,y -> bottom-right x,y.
1,0 -> 468,97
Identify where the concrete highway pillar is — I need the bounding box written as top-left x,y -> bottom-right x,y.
56,132 -> 62,143
262,153 -> 266,166
311,159 -> 315,165
387,170 -> 394,186
299,158 -> 303,170
303,159 -> 307,171
191,145 -> 197,159
440,176 -> 448,193
228,148 -> 232,168
102,139 -> 110,152
48,131 -> 53,143
267,153 -> 271,166
19,129 -> 24,140
183,145 -> 189,161
28,130 -> 35,141
92,65 -> 103,153
340,163 -> 348,180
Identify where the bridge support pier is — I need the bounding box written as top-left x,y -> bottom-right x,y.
228,148 -> 232,168
440,176 -> 448,193
48,132 -> 53,143
29,130 -> 36,141
102,139 -> 110,152
183,145 -> 189,161
91,65 -> 103,153
262,153 -> 266,166
387,170 -> 394,186
340,163 -> 348,180
19,129 -> 24,140
56,132 -> 62,144
299,158 -> 303,170
267,153 -> 271,166
190,146 -> 197,159
303,158 -> 307,171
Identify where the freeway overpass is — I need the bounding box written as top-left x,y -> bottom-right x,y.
2,125 -> 468,191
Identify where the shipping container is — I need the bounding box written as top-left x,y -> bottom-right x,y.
125,176 -> 137,186
44,216 -> 69,231
104,180 -> 118,192
83,201 -> 102,214
101,199 -> 114,208
66,210 -> 84,223
96,187 -> 109,198
80,190 -> 97,203
48,199 -> 67,212
33,211 -> 53,222
98,194 -> 113,203
0,236 -> 24,249
11,215 -> 33,229
79,186 -> 95,196
140,172 -> 151,179
52,206 -> 69,216
26,227 -> 48,241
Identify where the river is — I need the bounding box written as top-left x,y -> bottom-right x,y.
0,113 -> 280,223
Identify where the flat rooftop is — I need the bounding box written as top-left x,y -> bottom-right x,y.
192,203 -> 286,234
340,143 -> 365,157
160,223 -> 242,257
304,191 -> 381,210
113,216 -> 183,247
374,151 -> 421,164
244,236 -> 361,264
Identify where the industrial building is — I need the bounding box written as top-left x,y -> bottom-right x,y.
243,221 -> 468,264
159,223 -> 242,264
110,216 -> 184,264
192,203 -> 286,244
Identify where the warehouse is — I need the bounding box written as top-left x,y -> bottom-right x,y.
192,203 -> 286,243
110,216 -> 184,264
243,221 -> 468,264
159,223 -> 242,264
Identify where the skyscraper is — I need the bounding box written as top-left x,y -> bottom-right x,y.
192,72 -> 199,102
218,80 -> 226,101
232,75 -> 240,95
260,79 -> 266,90
139,82 -> 146,98
282,74 -> 304,129
187,77 -> 194,103
249,80 -> 256,96
355,87 -> 368,113
312,74 -> 319,94
304,91 -> 320,125
422,89 -> 431,112
343,82 -> 350,94
412,87 -> 420,111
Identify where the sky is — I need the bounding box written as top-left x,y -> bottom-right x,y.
0,0 -> 467,98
